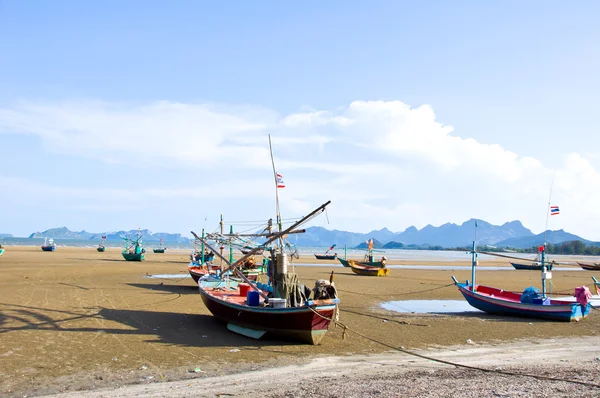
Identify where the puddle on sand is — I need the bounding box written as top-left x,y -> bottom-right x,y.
381,300 -> 482,313
144,274 -> 191,279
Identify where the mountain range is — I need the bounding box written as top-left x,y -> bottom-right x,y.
18,220 -> 599,249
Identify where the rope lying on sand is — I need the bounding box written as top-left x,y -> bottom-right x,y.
308,307 -> 600,389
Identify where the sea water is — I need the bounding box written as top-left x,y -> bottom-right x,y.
381,300 -> 482,314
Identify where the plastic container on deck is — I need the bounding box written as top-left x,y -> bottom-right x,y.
269,298 -> 287,309
239,283 -> 250,297
247,290 -> 260,306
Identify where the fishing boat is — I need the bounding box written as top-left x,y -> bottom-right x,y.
153,238 -> 167,253
314,244 -> 337,260
121,230 -> 145,261
578,262 -> 600,271
338,239 -> 386,267
192,136 -> 339,345
240,245 -> 264,255
453,241 -> 591,321
41,238 -> 56,252
510,261 -> 554,271
0,244 -> 4,256
97,236 -> 106,252
188,265 -> 209,283
347,261 -> 389,276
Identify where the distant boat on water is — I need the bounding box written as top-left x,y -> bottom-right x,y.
41,238 -> 56,252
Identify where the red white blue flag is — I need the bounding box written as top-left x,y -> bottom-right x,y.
276,173 -> 285,188
550,206 -> 560,216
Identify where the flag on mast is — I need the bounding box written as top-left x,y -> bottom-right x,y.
276,173 -> 285,188
550,206 -> 560,216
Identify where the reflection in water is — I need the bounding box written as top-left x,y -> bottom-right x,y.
381,300 -> 482,313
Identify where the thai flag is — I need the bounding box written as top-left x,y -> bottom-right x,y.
276,173 -> 285,188
550,206 -> 560,216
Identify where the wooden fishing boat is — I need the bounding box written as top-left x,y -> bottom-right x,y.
199,278 -> 338,345
453,282 -> 590,322
192,137 -> 339,345
314,245 -> 337,260
153,238 -> 167,253
338,258 -> 385,268
240,246 -> 264,255
315,253 -> 337,260
510,261 -> 554,271
454,240 -> 591,322
0,245 -> 4,256
41,238 -> 56,252
578,262 -> 600,271
97,236 -> 106,252
121,230 -> 145,261
347,261 -> 389,276
188,265 -> 209,283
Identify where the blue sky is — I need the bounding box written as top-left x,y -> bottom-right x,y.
1,1 -> 599,240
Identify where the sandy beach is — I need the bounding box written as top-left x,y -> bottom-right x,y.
1,246 -> 600,397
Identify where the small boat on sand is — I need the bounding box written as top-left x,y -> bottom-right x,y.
0,244 -> 4,256
153,238 -> 167,253
121,230 -> 145,261
578,262 -> 600,271
41,238 -> 56,252
453,242 -> 591,322
314,245 -> 337,260
347,261 -> 389,276
97,236 -> 106,252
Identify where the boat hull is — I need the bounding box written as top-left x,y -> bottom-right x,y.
314,254 -> 337,260
41,246 -> 56,252
578,262 -> 600,271
456,283 -> 590,322
97,247 -> 106,252
198,282 -> 336,345
338,258 -> 383,268
0,248 -> 4,256
153,249 -> 166,253
188,266 -> 209,283
122,252 -> 144,261
348,262 -> 389,276
510,262 -> 553,271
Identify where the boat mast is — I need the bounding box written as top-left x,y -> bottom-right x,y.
541,172 -> 555,298
268,134 -> 283,246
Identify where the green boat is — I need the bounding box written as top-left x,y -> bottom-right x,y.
121,230 -> 145,261
0,245 -> 4,256
153,238 -> 166,253
97,236 -> 106,252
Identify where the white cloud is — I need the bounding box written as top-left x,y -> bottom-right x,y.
2,99 -> 600,240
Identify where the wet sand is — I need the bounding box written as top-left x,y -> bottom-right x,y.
1,246 -> 599,397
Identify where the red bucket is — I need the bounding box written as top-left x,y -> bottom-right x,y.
239,283 -> 251,297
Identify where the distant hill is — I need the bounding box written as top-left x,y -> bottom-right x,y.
24,221 -> 596,249
495,229 -> 597,249
0,233 -> 13,238
28,227 -> 191,243
297,219 -> 535,248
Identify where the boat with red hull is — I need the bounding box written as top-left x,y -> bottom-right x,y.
454,282 -> 590,322
198,279 -> 337,344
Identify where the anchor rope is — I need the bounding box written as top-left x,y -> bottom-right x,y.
307,306 -> 600,389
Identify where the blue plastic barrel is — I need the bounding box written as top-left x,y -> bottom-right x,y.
247,290 -> 260,306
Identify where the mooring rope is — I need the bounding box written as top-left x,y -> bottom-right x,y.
308,306 -> 600,388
